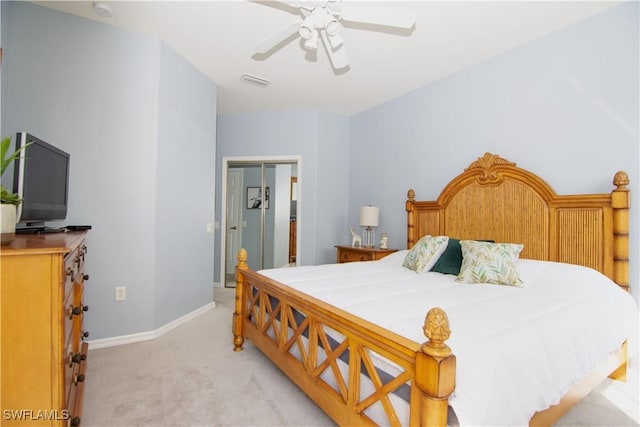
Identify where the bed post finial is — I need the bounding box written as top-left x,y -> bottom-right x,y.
237,248 -> 248,270
415,307 -> 456,427
422,307 -> 452,357
233,248 -> 249,352
613,171 -> 629,191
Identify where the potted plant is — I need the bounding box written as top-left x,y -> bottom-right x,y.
1,136 -> 31,244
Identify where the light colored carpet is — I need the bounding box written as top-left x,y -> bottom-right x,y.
83,287 -> 638,427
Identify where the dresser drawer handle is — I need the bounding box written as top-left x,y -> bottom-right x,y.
69,304 -> 89,318
67,351 -> 87,367
69,416 -> 81,427
82,274 -> 90,281
66,268 -> 75,282
74,374 -> 85,384
72,353 -> 87,364
82,331 -> 90,340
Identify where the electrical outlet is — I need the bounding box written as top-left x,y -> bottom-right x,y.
115,286 -> 126,301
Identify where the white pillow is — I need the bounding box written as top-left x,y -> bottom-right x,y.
456,240 -> 524,286
403,235 -> 449,273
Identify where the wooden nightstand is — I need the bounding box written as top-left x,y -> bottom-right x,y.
335,245 -> 398,263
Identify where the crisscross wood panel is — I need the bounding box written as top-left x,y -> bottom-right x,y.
235,271 -> 430,427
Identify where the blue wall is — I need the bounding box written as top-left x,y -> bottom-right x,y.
215,110 -> 350,279
154,43 -> 217,327
1,2 -> 217,339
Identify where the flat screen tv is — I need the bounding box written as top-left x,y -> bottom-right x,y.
13,132 -> 70,232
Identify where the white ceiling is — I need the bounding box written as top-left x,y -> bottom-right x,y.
35,1 -> 621,116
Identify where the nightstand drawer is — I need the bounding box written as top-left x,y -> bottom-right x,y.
339,250 -> 374,262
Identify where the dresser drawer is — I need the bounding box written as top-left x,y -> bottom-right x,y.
66,342 -> 88,427
70,286 -> 88,354
64,257 -> 77,303
64,244 -> 85,302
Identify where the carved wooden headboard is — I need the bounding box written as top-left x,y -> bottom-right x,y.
406,153 -> 630,290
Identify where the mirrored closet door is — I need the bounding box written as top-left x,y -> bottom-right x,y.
224,160 -> 298,287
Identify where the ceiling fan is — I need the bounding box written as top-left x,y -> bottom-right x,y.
252,0 -> 416,71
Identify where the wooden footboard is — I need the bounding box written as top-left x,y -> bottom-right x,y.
232,248 -> 456,427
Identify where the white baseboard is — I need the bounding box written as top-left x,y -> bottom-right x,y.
87,301 -> 216,350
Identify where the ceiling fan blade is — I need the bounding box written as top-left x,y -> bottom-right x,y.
320,31 -> 349,70
273,0 -> 300,6
252,20 -> 302,55
339,5 -> 416,28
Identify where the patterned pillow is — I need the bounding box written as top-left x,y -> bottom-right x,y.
403,235 -> 450,273
456,240 -> 524,286
431,238 -> 495,275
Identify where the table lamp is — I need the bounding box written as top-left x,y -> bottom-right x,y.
360,206 -> 379,248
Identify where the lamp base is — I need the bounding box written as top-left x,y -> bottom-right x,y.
362,227 -> 375,248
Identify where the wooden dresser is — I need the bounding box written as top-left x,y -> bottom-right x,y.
1,231 -> 90,426
335,245 -> 398,263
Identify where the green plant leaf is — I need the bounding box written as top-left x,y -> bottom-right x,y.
1,185 -> 22,205
1,136 -> 32,177
1,136 -> 33,205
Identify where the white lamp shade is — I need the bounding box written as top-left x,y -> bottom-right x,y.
359,206 -> 379,227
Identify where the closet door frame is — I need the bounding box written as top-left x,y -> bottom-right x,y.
220,155 -> 302,286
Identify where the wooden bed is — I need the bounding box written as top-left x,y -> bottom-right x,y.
232,153 -> 630,427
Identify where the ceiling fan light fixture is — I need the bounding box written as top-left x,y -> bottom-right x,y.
325,18 -> 339,36
304,32 -> 318,51
299,24 -> 313,40
239,74 -> 271,88
327,32 -> 343,49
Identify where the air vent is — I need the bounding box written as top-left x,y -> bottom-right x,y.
239,74 -> 270,88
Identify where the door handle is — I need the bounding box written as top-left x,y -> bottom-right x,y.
230,226 -> 237,230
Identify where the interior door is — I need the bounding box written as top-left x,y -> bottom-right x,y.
225,169 -> 242,284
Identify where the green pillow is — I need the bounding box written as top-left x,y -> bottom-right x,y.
430,238 -> 494,275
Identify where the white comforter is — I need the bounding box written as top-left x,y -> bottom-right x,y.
259,251 -> 638,426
